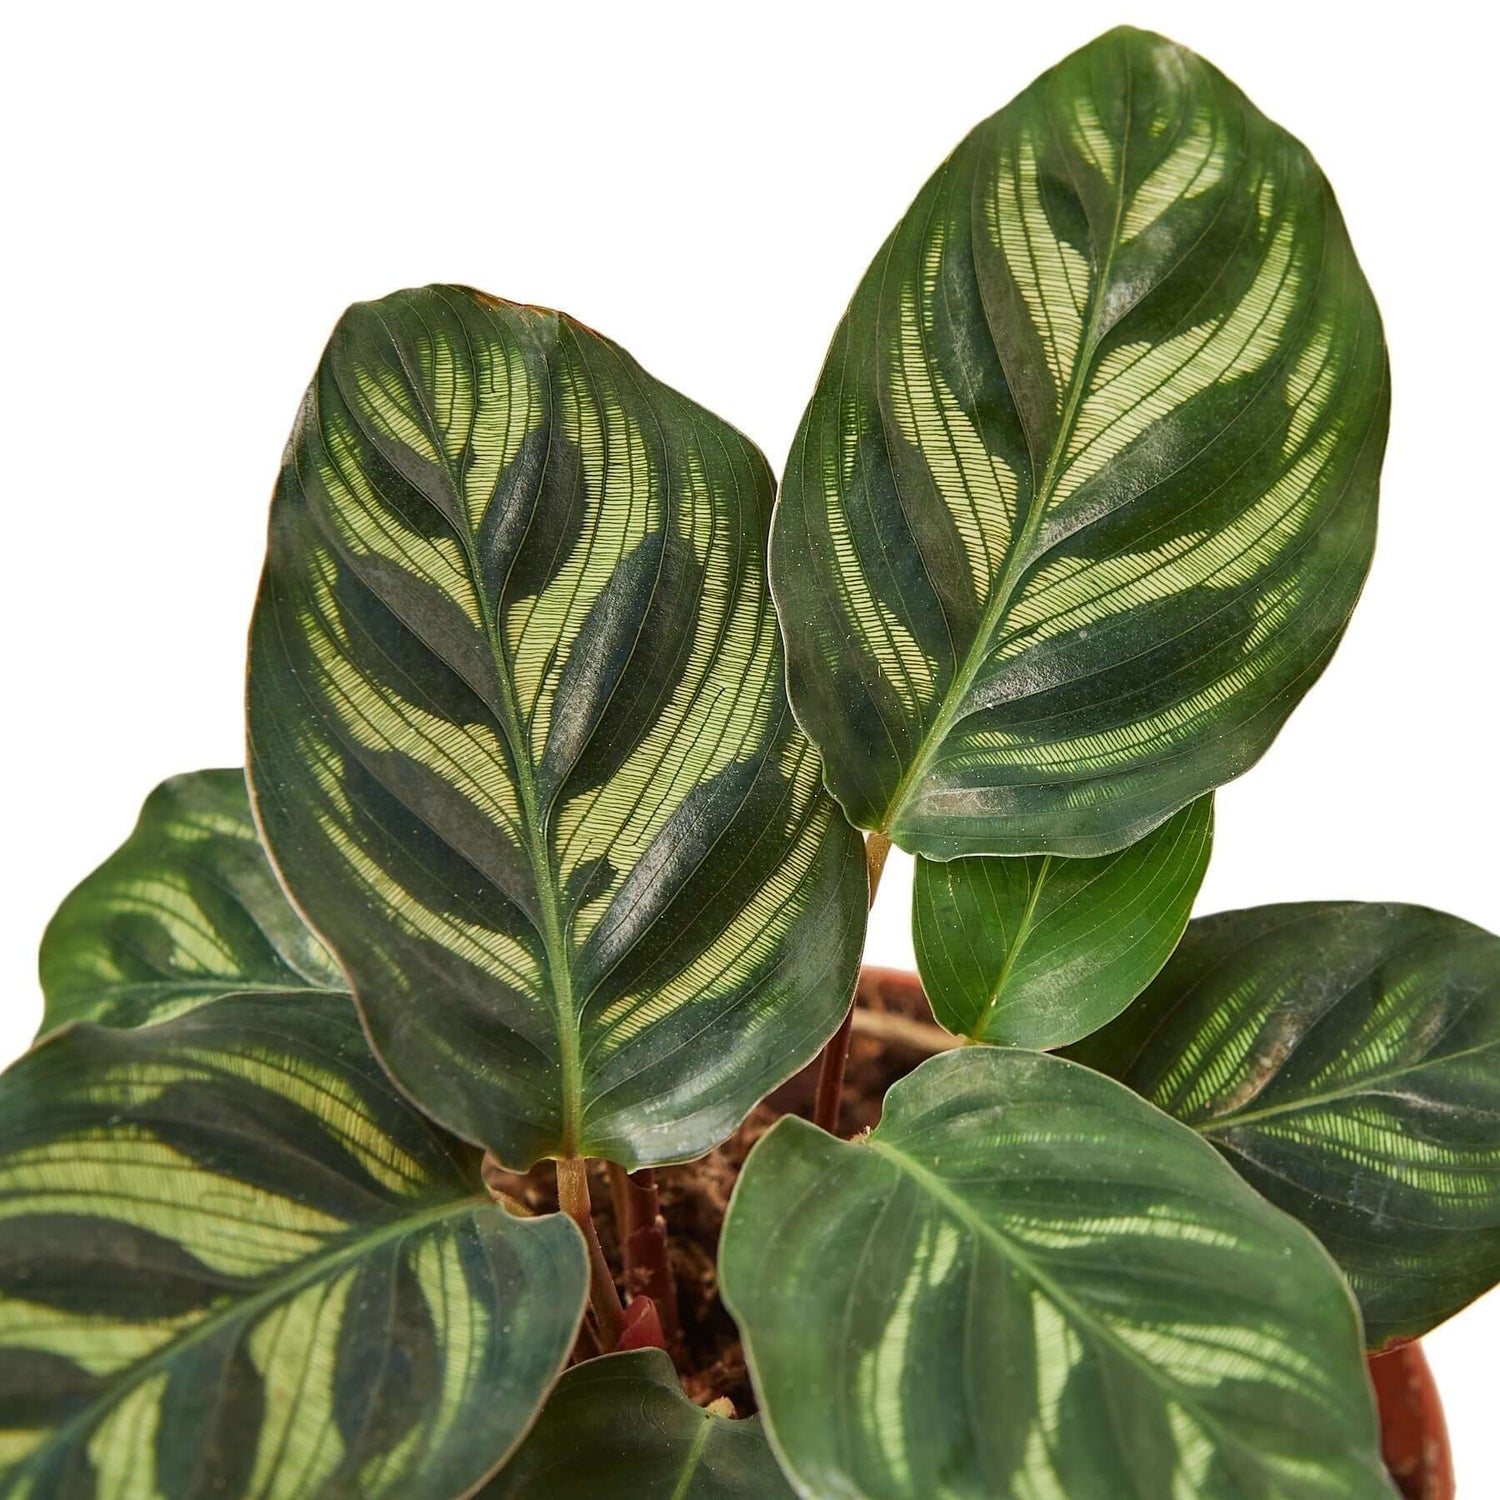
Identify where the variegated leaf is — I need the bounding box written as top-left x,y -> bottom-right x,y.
484,1349 -> 795,1498
0,991 -> 586,1500
247,285 -> 868,1172
720,1049 -> 1393,1499
1068,903 -> 1500,1348
913,794 -> 1211,1046
38,769 -> 343,1035
772,26 -> 1387,857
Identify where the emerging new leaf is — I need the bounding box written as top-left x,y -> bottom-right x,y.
0,992 -> 586,1499
38,770 -> 343,1034
1069,903 -> 1500,1347
913,794 -> 1211,1046
772,27 -> 1387,857
247,285 -> 868,1171
720,1049 -> 1393,1499
484,1349 -> 794,1498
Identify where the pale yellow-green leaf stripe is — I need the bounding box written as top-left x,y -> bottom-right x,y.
772,26 -> 1387,857
0,992 -> 586,1500
1070,902 -> 1500,1348
247,285 -> 867,1170
38,770 -> 344,1035
720,1049 -> 1395,1499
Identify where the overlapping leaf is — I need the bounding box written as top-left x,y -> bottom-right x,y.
485,1349 -> 794,1498
0,991 -> 586,1499
913,795 -> 1211,1046
1070,903 -> 1500,1347
38,770 -> 343,1034
247,285 -> 868,1171
720,1048 -> 1392,1499
772,26 -> 1387,857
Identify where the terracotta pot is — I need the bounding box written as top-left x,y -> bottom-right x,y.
1368,1342 -> 1454,1500
850,967 -> 1458,1497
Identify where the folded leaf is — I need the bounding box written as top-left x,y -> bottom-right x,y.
1068,903 -> 1500,1347
247,285 -> 868,1171
39,770 -> 343,1034
913,795 -> 1211,1046
484,1349 -> 794,1498
771,26 -> 1387,858
0,991 -> 586,1499
720,1049 -> 1392,1499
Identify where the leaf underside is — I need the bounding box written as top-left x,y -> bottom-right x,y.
247,284 -> 868,1171
913,794 -> 1212,1046
0,992 -> 586,1500
720,1048 -> 1392,1499
483,1349 -> 795,1498
772,25 -> 1387,858
1069,902 -> 1500,1347
38,770 -> 343,1035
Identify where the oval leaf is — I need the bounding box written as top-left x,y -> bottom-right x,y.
247,285 -> 868,1171
720,1048 -> 1391,1499
0,991 -> 586,1499
913,794 -> 1211,1046
484,1349 -> 794,1498
1068,903 -> 1500,1347
771,26 -> 1387,857
38,769 -> 343,1034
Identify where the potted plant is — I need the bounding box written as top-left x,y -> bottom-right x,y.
1,26 -> 1488,1499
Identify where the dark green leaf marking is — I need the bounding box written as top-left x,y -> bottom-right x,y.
0,992 -> 586,1499
720,1048 -> 1392,1499
1069,902 -> 1500,1347
247,285 -> 868,1171
772,27 -> 1387,857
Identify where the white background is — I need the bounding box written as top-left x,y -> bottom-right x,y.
3,0 -> 1496,1486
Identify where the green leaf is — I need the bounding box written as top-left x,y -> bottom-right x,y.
247,284 -> 868,1172
484,1349 -> 795,1498
0,991 -> 586,1500
38,770 -> 343,1034
771,26 -> 1387,858
1068,902 -> 1500,1348
720,1048 -> 1392,1499
913,795 -> 1211,1046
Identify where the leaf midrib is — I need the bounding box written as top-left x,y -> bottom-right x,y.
1191,1037 -> 1500,1134
877,85 -> 1134,838
15,1191 -> 491,1480
372,303 -> 583,1157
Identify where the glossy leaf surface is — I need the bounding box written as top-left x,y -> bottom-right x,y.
0,992 -> 586,1499
913,794 -> 1211,1046
38,770 -> 342,1034
247,285 -> 867,1170
1070,903 -> 1500,1347
485,1349 -> 794,1498
720,1048 -> 1391,1499
772,26 -> 1387,857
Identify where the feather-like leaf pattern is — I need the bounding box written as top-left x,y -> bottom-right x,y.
484,1349 -> 795,1498
913,795 -> 1211,1046
1069,903 -> 1500,1347
39,770 -> 343,1034
0,991 -> 586,1499
772,26 -> 1387,857
247,285 -> 868,1171
720,1049 -> 1393,1499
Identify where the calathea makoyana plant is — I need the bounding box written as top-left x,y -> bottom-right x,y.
3,26 -> 1492,1500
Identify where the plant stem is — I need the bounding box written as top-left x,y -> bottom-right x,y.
849,1005 -> 961,1055
556,1157 -> 626,1350
607,1163 -> 680,1343
813,832 -> 892,1135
